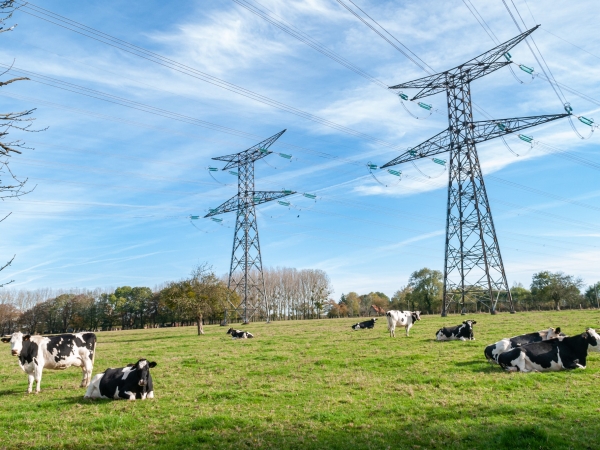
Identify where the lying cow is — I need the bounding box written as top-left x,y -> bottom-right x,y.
227,328 -> 254,339
386,310 -> 421,337
1,331 -> 96,394
436,320 -> 477,341
85,359 -> 157,400
484,327 -> 563,363
498,328 -> 600,372
351,318 -> 377,330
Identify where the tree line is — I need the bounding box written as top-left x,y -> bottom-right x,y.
0,265 -> 333,336
328,268 -> 600,317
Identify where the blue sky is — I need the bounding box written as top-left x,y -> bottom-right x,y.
0,0 -> 598,298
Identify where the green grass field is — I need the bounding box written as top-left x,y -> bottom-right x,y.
1,310 -> 599,449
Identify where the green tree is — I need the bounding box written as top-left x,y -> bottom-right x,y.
584,282 -> 600,309
510,283 -> 532,311
390,286 -> 412,310
531,271 -> 583,310
161,263 -> 230,335
408,268 -> 443,314
343,292 -> 360,317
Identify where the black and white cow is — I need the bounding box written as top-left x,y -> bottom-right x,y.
351,318 -> 377,330
227,328 -> 254,339
386,310 -> 421,337
84,359 -> 157,400
436,320 -> 477,341
1,331 -> 96,393
484,327 -> 563,363
498,328 -> 600,372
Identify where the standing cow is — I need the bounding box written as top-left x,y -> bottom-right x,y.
499,328 -> 600,372
1,331 -> 96,393
386,311 -> 421,337
436,320 -> 476,341
85,359 -> 157,400
484,327 -> 563,363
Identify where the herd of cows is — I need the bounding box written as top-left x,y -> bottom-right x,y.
1,310 -> 599,399
351,310 -> 600,372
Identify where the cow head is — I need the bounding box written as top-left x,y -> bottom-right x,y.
463,320 -> 476,327
585,328 -> 600,352
127,359 -> 157,387
412,311 -> 421,322
1,332 -> 30,356
543,327 -> 562,340
226,328 -> 234,335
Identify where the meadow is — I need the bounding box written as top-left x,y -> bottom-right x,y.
0,310 -> 599,450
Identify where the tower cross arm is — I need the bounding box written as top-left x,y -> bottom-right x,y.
212,129 -> 286,170
249,190 -> 296,206
389,25 -> 539,100
204,194 -> 239,217
472,113 -> 569,144
381,129 -> 451,168
204,190 -> 296,217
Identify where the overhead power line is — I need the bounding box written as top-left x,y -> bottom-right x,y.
333,0 -> 434,75
15,1 -> 407,152
230,0 -> 388,89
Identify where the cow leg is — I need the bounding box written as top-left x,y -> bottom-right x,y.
512,353 -> 533,373
34,364 -> 43,393
565,360 -> 586,370
405,323 -> 413,337
81,356 -> 93,387
27,373 -> 34,394
459,337 -> 466,341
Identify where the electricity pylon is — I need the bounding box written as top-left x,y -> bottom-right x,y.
205,130 -> 295,323
382,26 -> 568,316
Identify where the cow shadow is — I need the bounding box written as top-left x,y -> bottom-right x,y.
453,360 -> 500,373
0,389 -> 22,397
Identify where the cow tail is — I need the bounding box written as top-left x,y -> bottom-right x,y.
91,334 -> 97,366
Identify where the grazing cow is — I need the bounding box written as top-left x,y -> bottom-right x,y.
84,359 -> 157,400
386,310 -> 421,337
484,327 -> 563,363
227,328 -> 254,339
351,318 -> 377,330
498,328 -> 600,372
436,320 -> 477,341
1,331 -> 96,394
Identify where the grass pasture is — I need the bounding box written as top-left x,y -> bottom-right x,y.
1,311 -> 600,449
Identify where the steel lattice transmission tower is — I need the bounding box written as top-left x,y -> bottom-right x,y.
382,26 -> 568,316
205,130 -> 295,323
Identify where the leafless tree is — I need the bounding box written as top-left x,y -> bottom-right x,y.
0,0 -> 44,287
261,267 -> 332,321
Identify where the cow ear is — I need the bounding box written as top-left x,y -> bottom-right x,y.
1,337 -> 10,343
126,364 -> 135,367
149,362 -> 157,368
472,321 -> 477,325
23,335 -> 30,341
555,327 -> 561,333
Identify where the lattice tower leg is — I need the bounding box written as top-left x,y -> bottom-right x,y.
441,77 -> 514,316
226,162 -> 267,323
